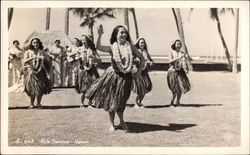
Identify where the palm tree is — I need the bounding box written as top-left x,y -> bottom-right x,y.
8,8 -> 14,30
46,8 -> 51,30
172,8 -> 193,71
210,8 -> 234,71
233,8 -> 239,74
64,8 -> 69,35
69,8 -> 115,41
130,8 -> 139,39
113,8 -> 139,39
124,8 -> 130,33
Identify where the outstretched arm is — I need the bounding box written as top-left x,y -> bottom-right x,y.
96,24 -> 111,54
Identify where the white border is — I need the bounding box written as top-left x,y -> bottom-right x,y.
1,1 -> 249,154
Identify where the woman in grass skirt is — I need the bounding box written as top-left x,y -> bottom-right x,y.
22,38 -> 51,109
75,35 -> 100,108
132,37 -> 154,108
85,24 -> 145,132
167,39 -> 190,106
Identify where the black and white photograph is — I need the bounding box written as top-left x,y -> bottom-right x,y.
1,0 -> 249,154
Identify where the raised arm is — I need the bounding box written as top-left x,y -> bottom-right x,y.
96,24 -> 111,54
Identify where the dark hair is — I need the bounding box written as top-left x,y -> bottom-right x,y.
28,38 -> 43,50
73,37 -> 82,47
110,25 -> 131,44
171,39 -> 182,50
82,35 -> 96,51
135,38 -> 148,51
54,39 -> 61,44
13,40 -> 19,45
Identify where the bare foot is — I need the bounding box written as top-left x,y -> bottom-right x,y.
28,105 -> 34,109
80,104 -> 85,108
134,104 -> 140,108
109,126 -> 115,132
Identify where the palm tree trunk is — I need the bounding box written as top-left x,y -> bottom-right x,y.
89,25 -> 94,42
46,8 -> 51,30
131,8 -> 139,39
233,8 -> 239,74
214,15 -> 232,71
172,8 -> 193,71
64,8 -> 69,35
8,8 -> 14,30
124,8 -> 130,33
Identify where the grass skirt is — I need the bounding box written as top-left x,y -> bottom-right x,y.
167,66 -> 190,94
75,65 -> 99,94
85,66 -> 132,112
132,68 -> 152,95
23,68 -> 51,97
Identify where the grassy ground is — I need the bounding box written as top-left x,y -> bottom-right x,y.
8,71 -> 240,147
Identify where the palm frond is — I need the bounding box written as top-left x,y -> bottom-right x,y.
220,8 -> 235,16
92,8 -> 100,14
210,8 -> 218,20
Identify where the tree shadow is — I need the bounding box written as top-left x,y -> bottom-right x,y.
8,105 -> 80,110
126,104 -> 137,108
144,105 -> 172,108
176,104 -> 222,107
117,122 -> 197,133
144,104 -> 222,109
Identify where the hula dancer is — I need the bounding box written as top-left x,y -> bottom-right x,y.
132,37 -> 154,108
22,38 -> 51,109
85,24 -> 145,132
76,35 -> 100,108
167,39 -> 190,107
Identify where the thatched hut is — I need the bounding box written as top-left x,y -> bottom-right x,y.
23,30 -> 73,50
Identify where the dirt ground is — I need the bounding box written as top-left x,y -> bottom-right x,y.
8,71 -> 241,147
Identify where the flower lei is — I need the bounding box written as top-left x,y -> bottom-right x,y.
112,41 -> 133,73
138,49 -> 148,61
23,50 -> 45,74
79,46 -> 92,67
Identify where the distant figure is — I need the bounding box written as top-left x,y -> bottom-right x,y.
85,24 -> 145,132
49,39 -> 64,87
65,38 -> 82,87
8,40 -> 23,90
132,37 -> 154,108
22,38 -> 51,109
167,39 -> 190,106
75,35 -> 100,108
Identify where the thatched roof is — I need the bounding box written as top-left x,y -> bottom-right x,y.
23,30 -> 73,50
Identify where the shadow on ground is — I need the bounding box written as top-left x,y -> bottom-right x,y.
120,122 -> 197,133
8,105 -> 80,110
144,104 -> 222,108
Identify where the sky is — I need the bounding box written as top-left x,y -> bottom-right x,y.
8,8 -> 238,57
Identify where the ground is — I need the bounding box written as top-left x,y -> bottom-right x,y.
8,71 -> 240,147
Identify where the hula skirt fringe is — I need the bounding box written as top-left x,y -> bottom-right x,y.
23,68 -> 51,97
167,67 -> 190,94
85,66 -> 132,112
132,69 -> 152,95
75,66 -> 99,94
